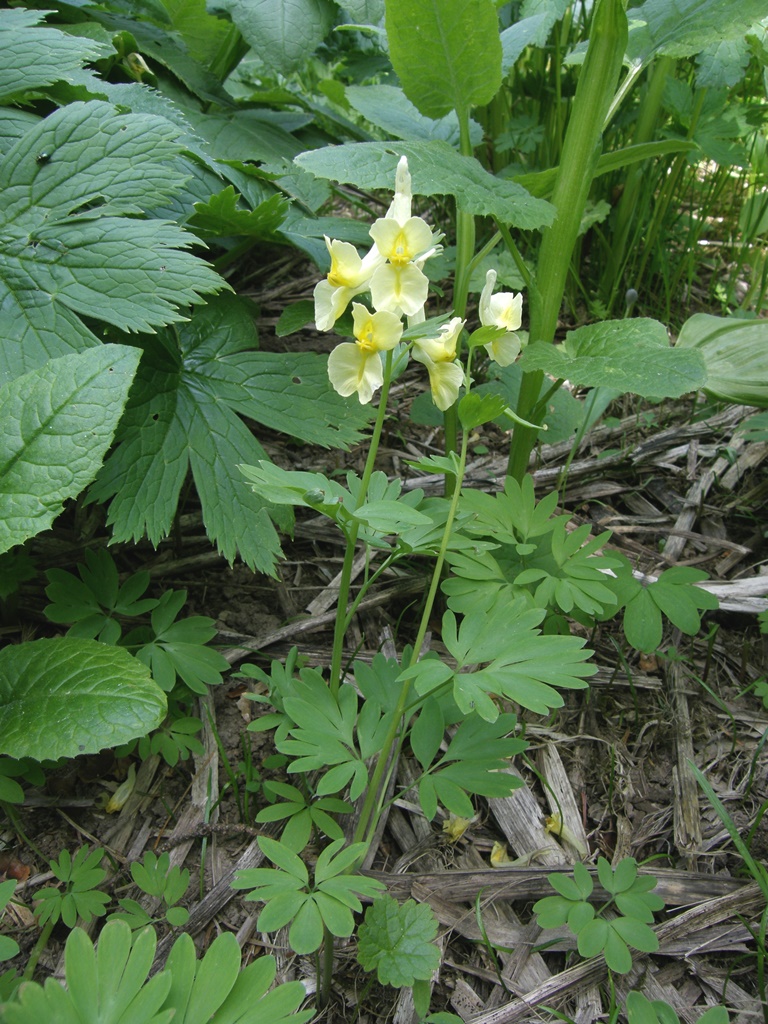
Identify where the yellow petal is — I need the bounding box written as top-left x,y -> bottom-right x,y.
351,303 -> 404,353
370,216 -> 435,266
484,331 -> 521,367
490,841 -> 514,867
328,343 -> 383,404
480,268 -> 523,332
370,263 -> 429,317
412,349 -> 463,411
443,814 -> 472,843
105,764 -> 136,814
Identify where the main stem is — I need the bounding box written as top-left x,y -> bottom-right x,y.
328,352 -> 394,699
444,107 -> 476,463
508,0 -> 628,481
353,427 -> 470,847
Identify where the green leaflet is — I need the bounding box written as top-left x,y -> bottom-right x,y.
0,346 -> 140,553
0,9 -> 105,102
627,0 -> 768,63
386,0 -> 502,119
0,101 -> 225,382
357,896 -> 441,987
216,0 -> 336,75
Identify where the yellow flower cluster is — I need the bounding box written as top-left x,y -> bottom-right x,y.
317,157 -> 522,410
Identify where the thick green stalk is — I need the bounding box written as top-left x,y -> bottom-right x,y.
328,352 -> 394,699
207,23 -> 249,84
354,428 -> 470,846
508,0 -> 628,481
601,56 -> 675,308
444,107 -> 476,461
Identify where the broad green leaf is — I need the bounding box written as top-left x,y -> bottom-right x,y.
627,0 -> 768,62
343,0 -> 385,22
0,9 -> 105,103
0,638 -> 166,760
501,14 -> 553,73
520,319 -> 707,398
296,141 -> 554,229
182,108 -> 305,163
622,587 -> 662,652
357,896 -> 441,986
276,300 -> 315,337
386,0 -> 502,118
675,313 -> 768,406
0,346 -> 140,554
159,0 -> 232,65
89,296 -> 369,575
0,102 -> 225,382
217,0 -> 336,74
345,85 -> 483,147
696,38 -> 751,88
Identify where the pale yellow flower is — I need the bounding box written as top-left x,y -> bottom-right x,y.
369,261 -> 429,318
314,237 -> 383,331
327,303 -> 403,404
479,269 -> 523,366
411,318 -> 466,411
413,316 -> 464,362
369,216 -> 435,268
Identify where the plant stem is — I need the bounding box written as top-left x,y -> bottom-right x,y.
328,352 -> 394,699
319,924 -> 334,1007
354,426 -> 470,847
508,0 -> 628,481
444,106 -> 476,464
23,918 -> 56,981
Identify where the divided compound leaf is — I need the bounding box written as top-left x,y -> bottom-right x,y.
90,295 -> 369,575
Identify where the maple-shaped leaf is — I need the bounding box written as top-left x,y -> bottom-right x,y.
89,295 -> 370,575
357,895 -> 441,987
0,99 -> 225,385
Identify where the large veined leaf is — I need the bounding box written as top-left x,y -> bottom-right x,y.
0,638 -> 167,760
627,0 -> 768,62
386,0 -> 502,119
520,318 -> 707,398
89,295 -> 370,575
214,0 -> 336,74
0,100 -> 225,385
0,9 -> 106,103
0,346 -> 141,555
296,141 -> 554,229
675,313 -> 768,406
